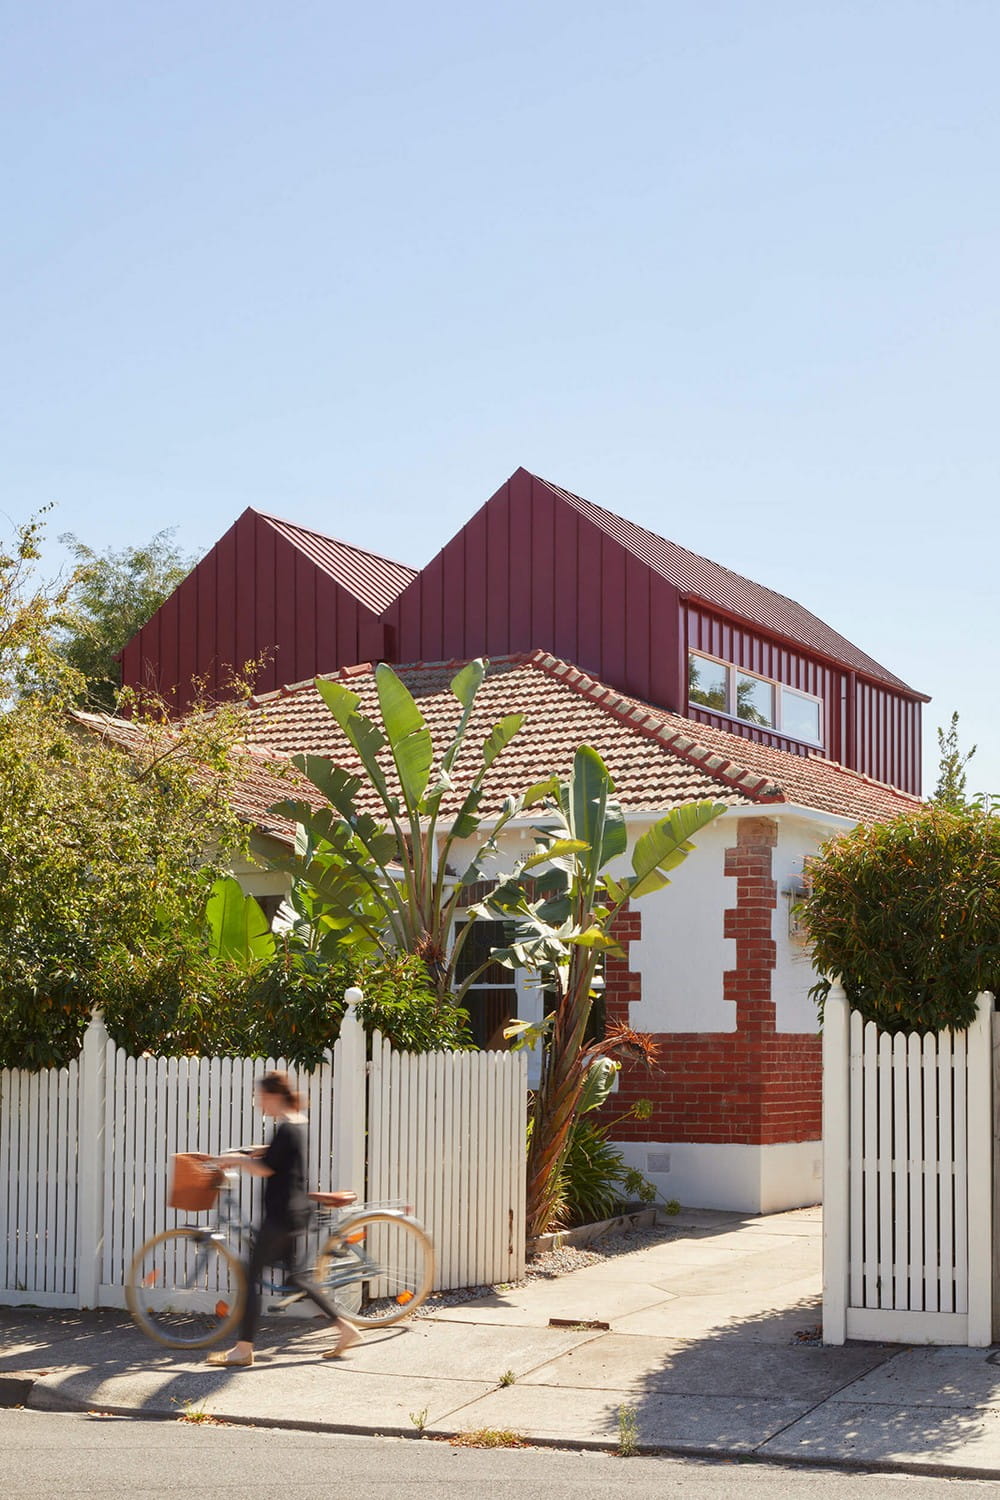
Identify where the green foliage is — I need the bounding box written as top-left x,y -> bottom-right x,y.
95,942 -> 471,1068
205,877 -> 277,966
555,1118 -> 630,1227
0,508 -> 82,701
804,805 -> 1000,1033
56,529 -> 195,709
932,710 -> 976,811
479,748 -> 726,1236
554,1098 -> 663,1228
617,1404 -> 639,1458
0,695 -> 255,1069
271,660 -> 531,1000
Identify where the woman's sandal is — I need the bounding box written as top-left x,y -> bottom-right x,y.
205,1349 -> 254,1368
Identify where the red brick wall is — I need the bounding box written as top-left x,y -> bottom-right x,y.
603,818 -> 821,1147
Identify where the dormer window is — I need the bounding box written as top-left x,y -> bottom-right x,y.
688,652 -> 823,746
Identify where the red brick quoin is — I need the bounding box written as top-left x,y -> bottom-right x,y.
604,817 -> 821,1147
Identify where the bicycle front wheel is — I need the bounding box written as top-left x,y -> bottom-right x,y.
316,1213 -> 434,1328
126,1228 -> 246,1349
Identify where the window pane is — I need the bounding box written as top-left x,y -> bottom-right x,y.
736,673 -> 774,727
453,920 -> 512,985
782,689 -> 821,743
688,653 -> 728,712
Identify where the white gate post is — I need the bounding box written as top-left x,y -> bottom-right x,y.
333,989 -> 366,1197
967,991 -> 993,1346
76,1011 -> 109,1308
822,981 -> 850,1345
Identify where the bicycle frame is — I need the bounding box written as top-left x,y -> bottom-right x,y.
179,1173 -> 415,1303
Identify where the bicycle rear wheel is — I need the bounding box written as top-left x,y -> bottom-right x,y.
126,1228 -> 246,1348
316,1213 -> 434,1328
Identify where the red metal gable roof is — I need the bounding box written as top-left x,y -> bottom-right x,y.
256,510 -> 417,616
240,652 -> 921,829
529,471 -> 921,696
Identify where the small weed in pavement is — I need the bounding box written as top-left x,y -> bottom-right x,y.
409,1406 -> 429,1433
617,1403 -> 638,1457
451,1429 -> 527,1449
173,1398 -> 225,1426
498,1370 -> 516,1387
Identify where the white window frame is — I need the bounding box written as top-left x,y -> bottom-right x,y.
687,650 -> 824,747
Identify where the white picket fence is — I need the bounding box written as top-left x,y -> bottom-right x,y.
0,995 -> 526,1310
823,985 -> 993,1346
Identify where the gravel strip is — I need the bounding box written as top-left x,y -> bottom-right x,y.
420,1220 -> 683,1312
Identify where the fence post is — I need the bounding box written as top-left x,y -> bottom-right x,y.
333,989 -> 366,1197
75,1011 -> 109,1308
822,980 -> 850,1345
967,991 -> 993,1346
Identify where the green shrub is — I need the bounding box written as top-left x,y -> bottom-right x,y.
19,946 -> 472,1070
555,1118 -> 629,1227
804,806 -> 1000,1034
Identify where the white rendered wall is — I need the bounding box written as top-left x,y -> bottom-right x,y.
771,814 -> 828,1035
617,1137 -> 823,1214
628,818 -> 736,1034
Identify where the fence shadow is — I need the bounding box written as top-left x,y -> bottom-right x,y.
0,1303 -> 397,1417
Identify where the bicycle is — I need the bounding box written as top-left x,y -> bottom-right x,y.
125,1161 -> 435,1350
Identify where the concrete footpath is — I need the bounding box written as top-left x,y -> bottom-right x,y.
5,1207 -> 1000,1479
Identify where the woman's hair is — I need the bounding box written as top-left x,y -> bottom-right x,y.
257,1071 -> 305,1112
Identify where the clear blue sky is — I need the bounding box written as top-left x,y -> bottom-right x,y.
3,2 -> 997,796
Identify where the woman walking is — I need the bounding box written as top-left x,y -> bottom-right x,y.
205,1071 -> 360,1368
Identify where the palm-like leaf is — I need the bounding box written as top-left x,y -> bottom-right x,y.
627,801 -> 728,899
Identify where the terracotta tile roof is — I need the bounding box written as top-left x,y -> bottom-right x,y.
240,651 -> 921,831
70,711 -> 320,845
255,510 -> 417,615
529,471 -> 921,696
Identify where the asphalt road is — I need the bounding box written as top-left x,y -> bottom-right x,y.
3,1409 -> 998,1498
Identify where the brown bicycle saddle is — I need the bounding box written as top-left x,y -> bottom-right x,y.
307,1189 -> 358,1207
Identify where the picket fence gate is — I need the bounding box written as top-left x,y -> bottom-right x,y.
0,992 -> 526,1310
823,985 -> 993,1346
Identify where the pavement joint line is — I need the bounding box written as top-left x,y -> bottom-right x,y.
741,1345 -> 913,1457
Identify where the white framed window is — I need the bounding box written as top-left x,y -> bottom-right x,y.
688,651 -> 823,746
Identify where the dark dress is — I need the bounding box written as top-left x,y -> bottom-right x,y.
238,1118 -> 340,1342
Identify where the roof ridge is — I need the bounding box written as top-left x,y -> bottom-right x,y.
523,651 -> 784,805
530,472 -> 812,618
246,653 -> 538,710
253,509 -> 417,574
522,471 -> 917,696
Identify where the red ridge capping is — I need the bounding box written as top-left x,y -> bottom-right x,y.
521,650 -> 784,806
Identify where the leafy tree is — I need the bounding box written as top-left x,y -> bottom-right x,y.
0,508 -> 82,701
804,805 -> 1000,1034
474,750 -> 726,1238
0,694 -> 254,1068
932,710 -> 977,811
56,529 -> 195,709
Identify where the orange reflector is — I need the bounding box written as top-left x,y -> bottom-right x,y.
142,1271 -> 159,1288
215,1301 -> 230,1318
396,1290 -> 414,1305
345,1231 -> 366,1245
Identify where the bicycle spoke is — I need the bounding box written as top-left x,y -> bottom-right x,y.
316,1214 -> 434,1328
127,1229 -> 245,1348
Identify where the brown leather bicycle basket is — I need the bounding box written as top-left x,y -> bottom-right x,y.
168,1153 -> 224,1212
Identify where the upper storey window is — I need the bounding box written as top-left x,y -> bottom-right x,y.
688,652 -> 822,746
